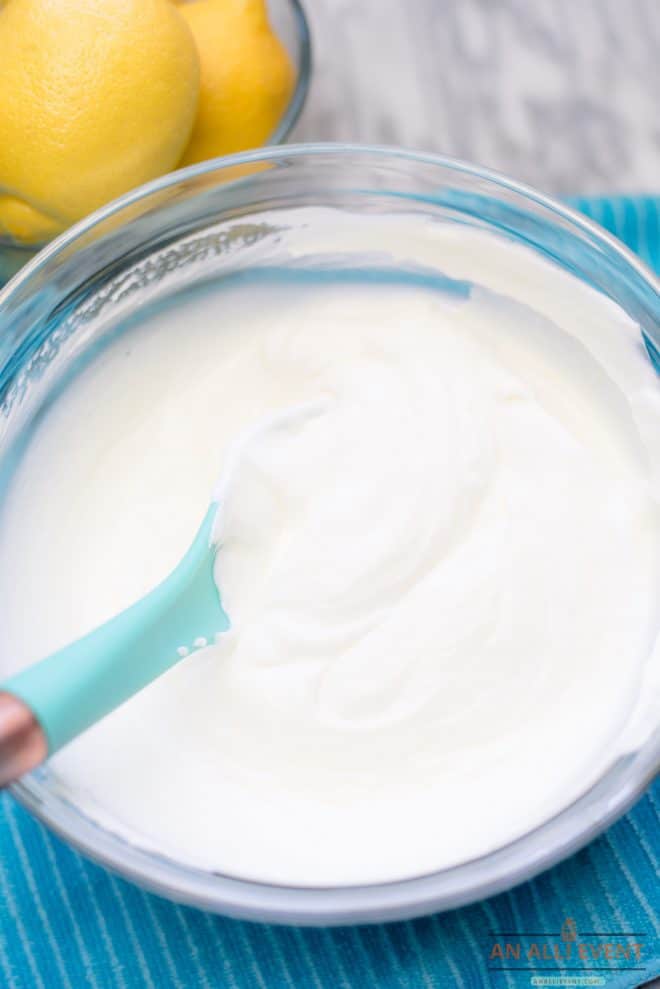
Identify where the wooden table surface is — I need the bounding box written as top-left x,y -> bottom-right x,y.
291,0 -> 659,197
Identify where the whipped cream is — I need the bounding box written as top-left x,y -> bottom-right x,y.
0,211 -> 658,885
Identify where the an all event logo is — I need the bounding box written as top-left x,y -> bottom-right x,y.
486,917 -> 648,987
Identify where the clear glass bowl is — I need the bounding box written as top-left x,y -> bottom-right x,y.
0,0 -> 311,271
0,145 -> 658,926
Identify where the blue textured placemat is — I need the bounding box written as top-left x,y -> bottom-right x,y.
0,195 -> 658,989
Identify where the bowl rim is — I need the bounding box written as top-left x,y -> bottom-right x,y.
2,143 -> 659,925
267,0 -> 312,147
2,143 -> 658,310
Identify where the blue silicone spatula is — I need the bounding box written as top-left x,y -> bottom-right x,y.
0,502 -> 228,786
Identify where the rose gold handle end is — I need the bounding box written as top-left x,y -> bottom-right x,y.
0,691 -> 48,788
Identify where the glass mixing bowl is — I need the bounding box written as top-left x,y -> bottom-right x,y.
0,0 -> 311,275
0,145 -> 658,925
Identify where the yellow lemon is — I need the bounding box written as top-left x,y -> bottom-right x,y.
177,0 -> 295,166
0,0 -> 200,244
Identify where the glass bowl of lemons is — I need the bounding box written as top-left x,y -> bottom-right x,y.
0,0 -> 311,278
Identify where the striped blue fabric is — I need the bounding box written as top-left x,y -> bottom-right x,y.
1,196 -> 658,989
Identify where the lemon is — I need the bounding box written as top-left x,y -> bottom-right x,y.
177,0 -> 295,166
0,0 -> 200,244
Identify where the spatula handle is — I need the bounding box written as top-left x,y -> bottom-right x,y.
0,503 -> 226,771
0,691 -> 47,787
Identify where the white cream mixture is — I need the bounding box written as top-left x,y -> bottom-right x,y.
0,212 -> 659,885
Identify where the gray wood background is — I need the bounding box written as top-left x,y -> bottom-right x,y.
291,0 -> 659,196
